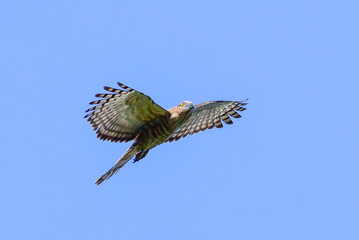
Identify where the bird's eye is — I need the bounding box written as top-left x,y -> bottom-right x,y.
179,103 -> 184,107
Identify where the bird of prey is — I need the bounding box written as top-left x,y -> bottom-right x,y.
84,82 -> 247,185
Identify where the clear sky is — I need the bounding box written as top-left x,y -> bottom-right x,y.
1,1 -> 358,239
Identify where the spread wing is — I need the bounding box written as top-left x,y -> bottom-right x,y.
84,82 -> 169,142
165,100 -> 247,142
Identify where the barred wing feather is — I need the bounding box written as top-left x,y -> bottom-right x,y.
84,82 -> 169,142
166,100 -> 247,142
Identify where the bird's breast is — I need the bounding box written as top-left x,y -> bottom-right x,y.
136,118 -> 175,149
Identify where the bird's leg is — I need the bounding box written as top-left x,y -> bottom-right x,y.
133,149 -> 150,163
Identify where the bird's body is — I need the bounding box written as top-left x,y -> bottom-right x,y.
85,82 -> 247,185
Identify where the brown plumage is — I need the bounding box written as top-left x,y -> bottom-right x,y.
84,82 -> 247,185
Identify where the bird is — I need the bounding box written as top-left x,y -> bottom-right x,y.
84,82 -> 247,185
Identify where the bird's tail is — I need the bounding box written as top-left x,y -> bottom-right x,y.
95,146 -> 137,185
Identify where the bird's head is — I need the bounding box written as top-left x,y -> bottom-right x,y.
178,101 -> 194,110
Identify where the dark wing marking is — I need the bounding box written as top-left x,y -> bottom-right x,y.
84,82 -> 169,142
165,100 -> 247,142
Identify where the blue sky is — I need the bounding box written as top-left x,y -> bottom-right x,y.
1,1 -> 358,239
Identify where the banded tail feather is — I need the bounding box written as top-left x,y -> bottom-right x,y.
95,146 -> 137,185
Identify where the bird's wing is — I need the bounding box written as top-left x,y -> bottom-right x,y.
84,82 -> 169,142
165,100 -> 247,142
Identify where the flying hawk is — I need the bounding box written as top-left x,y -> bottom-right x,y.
84,82 -> 247,185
